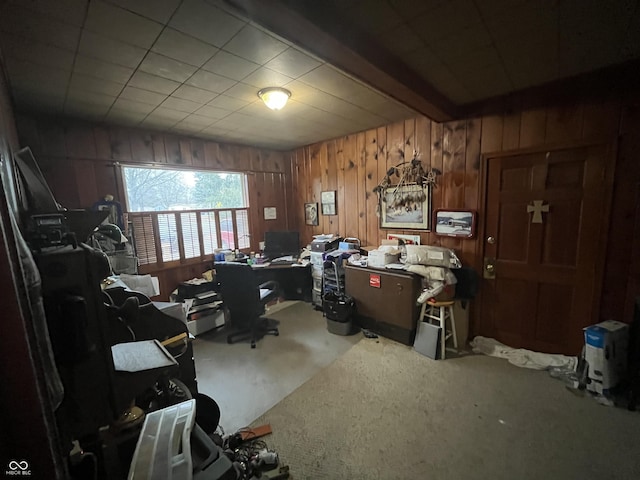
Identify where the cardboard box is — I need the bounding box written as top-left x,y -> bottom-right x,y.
584,320 -> 629,394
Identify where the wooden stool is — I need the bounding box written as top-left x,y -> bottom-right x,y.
419,300 -> 457,359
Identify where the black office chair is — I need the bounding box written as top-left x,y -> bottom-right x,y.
214,262 -> 280,348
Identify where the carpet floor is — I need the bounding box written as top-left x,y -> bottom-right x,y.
192,301 -> 361,432
252,336 -> 640,480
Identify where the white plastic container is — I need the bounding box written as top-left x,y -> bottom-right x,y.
368,250 -> 400,268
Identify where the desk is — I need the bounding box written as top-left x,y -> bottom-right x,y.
345,265 -> 421,345
252,263 -> 312,301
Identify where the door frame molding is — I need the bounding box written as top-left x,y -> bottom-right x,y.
473,140 -> 617,346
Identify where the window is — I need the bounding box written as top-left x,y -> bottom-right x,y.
122,166 -> 250,267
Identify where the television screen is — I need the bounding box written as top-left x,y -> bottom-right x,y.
263,231 -> 300,259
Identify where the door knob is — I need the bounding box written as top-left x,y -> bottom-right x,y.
483,257 -> 496,279
487,236 -> 496,244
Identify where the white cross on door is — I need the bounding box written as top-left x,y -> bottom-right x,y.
527,200 -> 549,224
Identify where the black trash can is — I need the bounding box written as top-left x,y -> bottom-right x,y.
323,290 -> 355,335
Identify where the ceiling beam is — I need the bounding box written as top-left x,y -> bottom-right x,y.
223,0 -> 457,122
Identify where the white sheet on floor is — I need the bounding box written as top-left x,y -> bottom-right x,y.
470,336 -> 577,371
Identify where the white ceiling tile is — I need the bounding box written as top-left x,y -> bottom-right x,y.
349,1 -> 404,34
429,25 -> 493,60
297,65 -> 368,99
9,0 -> 88,27
66,89 -> 116,107
194,105 -> 231,120
221,82 -> 258,101
106,0 -> 182,24
151,28 -> 219,67
139,52 -> 198,82
264,48 -> 322,78
241,67 -> 293,89
223,25 -> 289,65
106,109 -> 147,125
12,89 -> 65,113
201,50 -> 260,80
70,72 -> 124,96
118,86 -> 167,105
127,71 -> 181,95
185,70 -> 237,93
111,98 -> 158,114
445,46 -> 503,75
388,0 -> 442,18
376,25 -> 425,56
78,31 -> 147,68
200,125 -> 233,137
172,85 -> 218,103
85,0 -> 163,48
64,101 -> 110,119
0,5 -> 82,51
147,107 -> 190,122
207,95 -> 249,111
74,55 -> 134,84
141,116 -> 178,129
176,114 -> 215,128
169,0 -> 245,47
161,96 -> 202,113
4,57 -> 71,90
1,35 -> 75,71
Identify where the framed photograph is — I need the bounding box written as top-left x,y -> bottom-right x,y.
263,206 -> 277,220
380,184 -> 431,230
434,209 -> 476,238
321,190 -> 336,216
305,202 -> 319,226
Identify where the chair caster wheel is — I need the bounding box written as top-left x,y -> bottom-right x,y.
274,331 -> 279,336
251,343 -> 256,349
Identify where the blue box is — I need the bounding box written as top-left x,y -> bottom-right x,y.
339,241 -> 359,251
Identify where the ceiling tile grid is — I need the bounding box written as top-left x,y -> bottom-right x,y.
2,0 -> 636,149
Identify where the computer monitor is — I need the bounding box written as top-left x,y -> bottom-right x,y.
263,231 -> 300,259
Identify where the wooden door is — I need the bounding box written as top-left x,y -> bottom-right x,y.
479,144 -> 613,354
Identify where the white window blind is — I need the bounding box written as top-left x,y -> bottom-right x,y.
131,214 -> 157,265
180,212 -> 201,259
157,213 -> 180,262
201,211 -> 218,255
218,210 -> 235,250
129,208 -> 249,267
236,210 -> 250,249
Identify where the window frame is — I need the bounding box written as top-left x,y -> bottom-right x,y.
119,165 -> 252,272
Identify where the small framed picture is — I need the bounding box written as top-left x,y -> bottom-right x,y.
264,206 -> 277,220
321,190 -> 336,216
434,209 -> 476,238
305,202 -> 319,226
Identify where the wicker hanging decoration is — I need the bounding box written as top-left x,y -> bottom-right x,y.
372,155 -> 440,217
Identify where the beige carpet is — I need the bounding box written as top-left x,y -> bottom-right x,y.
253,336 -> 640,480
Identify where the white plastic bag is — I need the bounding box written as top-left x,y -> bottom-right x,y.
405,245 -> 462,268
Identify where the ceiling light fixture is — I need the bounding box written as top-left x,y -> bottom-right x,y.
258,87 -> 291,110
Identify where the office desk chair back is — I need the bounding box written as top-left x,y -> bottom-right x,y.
214,262 -> 280,348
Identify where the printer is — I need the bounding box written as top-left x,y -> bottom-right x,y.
310,235 -> 342,252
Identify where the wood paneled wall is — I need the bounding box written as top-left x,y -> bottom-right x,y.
15,114 -> 292,299
289,94 -> 640,328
